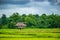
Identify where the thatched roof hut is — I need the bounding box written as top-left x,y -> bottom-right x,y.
16,22 -> 26,29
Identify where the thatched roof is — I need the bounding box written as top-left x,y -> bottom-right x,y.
15,22 -> 26,28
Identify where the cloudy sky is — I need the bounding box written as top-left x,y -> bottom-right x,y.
0,0 -> 60,17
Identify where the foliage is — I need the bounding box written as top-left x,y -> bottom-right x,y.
0,14 -> 8,25
0,13 -> 60,29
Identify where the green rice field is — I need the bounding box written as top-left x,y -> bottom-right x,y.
0,28 -> 60,40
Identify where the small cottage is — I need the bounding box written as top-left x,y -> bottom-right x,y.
15,22 -> 26,29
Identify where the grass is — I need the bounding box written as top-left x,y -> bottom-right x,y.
0,38 -> 60,40
0,28 -> 60,40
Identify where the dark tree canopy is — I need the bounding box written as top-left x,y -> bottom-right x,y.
0,13 -> 60,29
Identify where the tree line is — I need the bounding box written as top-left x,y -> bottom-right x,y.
0,12 -> 60,29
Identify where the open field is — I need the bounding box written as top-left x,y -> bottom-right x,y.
0,38 -> 60,40
0,28 -> 60,40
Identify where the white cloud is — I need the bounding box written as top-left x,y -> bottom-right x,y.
35,1 -> 50,6
0,0 -> 60,17
0,7 -> 40,17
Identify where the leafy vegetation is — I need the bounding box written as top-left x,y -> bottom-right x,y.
0,13 -> 60,29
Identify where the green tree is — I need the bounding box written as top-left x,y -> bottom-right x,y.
53,15 -> 60,28
48,14 -> 57,28
8,22 -> 16,29
38,14 -> 49,28
25,16 -> 37,28
1,14 -> 7,25
21,14 -> 27,22
0,23 -> 3,29
9,12 -> 21,23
